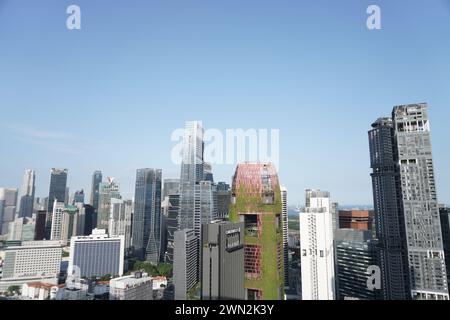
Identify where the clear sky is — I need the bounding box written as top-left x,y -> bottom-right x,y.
0,0 -> 449,205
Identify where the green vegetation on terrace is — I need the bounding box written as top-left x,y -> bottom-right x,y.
230,183 -> 284,299
229,184 -> 282,221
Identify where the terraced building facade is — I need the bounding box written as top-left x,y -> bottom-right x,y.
229,163 -> 284,300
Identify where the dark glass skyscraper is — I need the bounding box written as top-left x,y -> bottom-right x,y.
132,168 -> 162,264
47,168 -> 68,213
90,170 -> 102,212
46,169 -> 68,239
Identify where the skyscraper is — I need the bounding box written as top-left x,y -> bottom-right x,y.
132,168 -> 162,264
335,229 -> 381,300
109,198 -> 133,254
47,169 -> 68,214
17,169 -> 36,218
0,188 -> 18,235
201,221 -> 245,300
97,177 -> 121,231
163,179 -> 180,199
300,189 -> 336,300
45,169 -> 68,239
393,104 -> 448,299
439,205 -> 450,289
229,163 -> 284,300
369,116 -> 410,300
194,181 -> 218,239
370,103 -> 449,300
164,194 -> 180,264
90,171 -> 102,212
179,121 -> 204,232
73,189 -> 85,204
173,229 -> 198,300
281,186 -> 289,288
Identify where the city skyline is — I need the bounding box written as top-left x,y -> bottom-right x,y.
1,1 -> 450,205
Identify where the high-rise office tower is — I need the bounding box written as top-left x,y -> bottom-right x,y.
97,177 -> 121,231
47,169 -> 68,214
194,181 -> 218,239
203,162 -> 214,182
34,210 -> 47,240
179,121 -> 204,232
300,189 -> 336,300
90,171 -> 102,212
370,104 -> 448,300
73,189 -> 85,204
281,187 -> 289,288
229,163 -> 284,300
173,229 -> 198,300
335,229 -> 381,300
163,179 -> 180,199
132,168 -> 162,264
83,204 -> 96,236
46,169 -> 68,239
17,169 -> 36,218
439,205 -> 450,288
201,221 -> 245,300
217,189 -> 231,220
69,229 -> 125,278
50,201 -> 79,245
0,188 -> 18,235
109,198 -> 133,253
164,194 -> 180,263
369,116 -> 410,300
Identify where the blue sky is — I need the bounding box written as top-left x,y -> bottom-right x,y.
0,0 -> 449,205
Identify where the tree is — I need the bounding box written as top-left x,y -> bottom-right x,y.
7,286 -> 20,296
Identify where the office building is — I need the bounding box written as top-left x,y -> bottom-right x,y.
229,163 -> 284,300
178,121 -> 204,233
73,189 -> 85,204
109,271 -> 153,300
201,221 -> 245,300
109,198 -> 133,253
17,169 -> 36,218
90,171 -> 102,211
194,181 -> 218,238
173,229 -> 198,300
217,189 -> 231,220
300,189 -> 336,300
0,240 -> 62,291
164,194 -> 180,263
0,188 -> 18,235
69,229 -> 124,278
34,210 -> 47,240
163,179 -> 180,199
47,169 -> 68,214
97,177 -> 121,231
132,168 -> 162,263
335,229 -> 381,300
439,205 -> 450,288
281,186 -> 289,288
338,210 -> 374,231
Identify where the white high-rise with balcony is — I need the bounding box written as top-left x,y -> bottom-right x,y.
300,189 -> 335,300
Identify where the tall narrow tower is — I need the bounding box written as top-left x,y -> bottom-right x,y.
392,104 -> 448,299
299,189 -> 335,300
229,163 -> 284,300
17,169 -> 36,218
